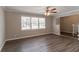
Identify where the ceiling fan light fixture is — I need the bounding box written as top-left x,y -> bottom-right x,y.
44,7 -> 57,16
44,12 -> 50,16
47,12 -> 50,16
44,12 -> 47,16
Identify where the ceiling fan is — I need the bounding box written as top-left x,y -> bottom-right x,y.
44,6 -> 57,16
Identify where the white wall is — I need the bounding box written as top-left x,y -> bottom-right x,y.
5,12 -> 52,40
0,7 -> 5,51
52,15 -> 60,35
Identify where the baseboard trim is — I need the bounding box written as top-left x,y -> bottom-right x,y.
60,34 -> 77,39
61,31 -> 72,34
6,33 -> 52,41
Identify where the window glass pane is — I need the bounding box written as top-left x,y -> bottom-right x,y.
31,17 -> 38,29
39,18 -> 45,29
21,16 -> 30,30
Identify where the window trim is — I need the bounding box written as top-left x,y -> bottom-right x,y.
38,18 -> 46,29
21,16 -> 46,30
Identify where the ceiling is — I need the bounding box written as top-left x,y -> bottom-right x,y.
4,6 -> 79,15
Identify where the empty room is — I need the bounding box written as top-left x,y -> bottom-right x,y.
1,6 -> 79,52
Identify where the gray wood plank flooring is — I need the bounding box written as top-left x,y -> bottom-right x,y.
2,34 -> 79,52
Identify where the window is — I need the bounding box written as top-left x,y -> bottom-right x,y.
39,18 -> 45,29
31,17 -> 38,29
21,16 -> 45,30
21,16 -> 30,30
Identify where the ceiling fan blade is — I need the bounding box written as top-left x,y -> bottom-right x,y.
51,8 -> 56,11
44,6 -> 57,16
51,11 -> 57,13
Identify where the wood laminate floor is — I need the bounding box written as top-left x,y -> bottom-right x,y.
61,32 -> 78,38
2,34 -> 79,52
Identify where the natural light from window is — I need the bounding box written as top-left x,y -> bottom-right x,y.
31,17 -> 38,29
21,16 -> 45,30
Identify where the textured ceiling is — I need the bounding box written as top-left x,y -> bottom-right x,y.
4,6 -> 79,15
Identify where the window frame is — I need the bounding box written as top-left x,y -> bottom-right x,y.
31,17 -> 39,29
21,16 -> 46,30
38,18 -> 46,29
21,16 -> 31,30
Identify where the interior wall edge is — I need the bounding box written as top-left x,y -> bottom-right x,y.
0,7 -> 5,52
0,40 -> 6,52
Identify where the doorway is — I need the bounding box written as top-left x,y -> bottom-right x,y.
60,15 -> 79,38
